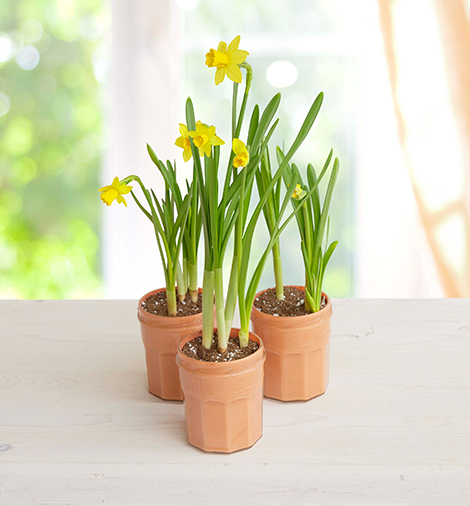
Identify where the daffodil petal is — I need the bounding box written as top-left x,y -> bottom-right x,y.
232,138 -> 246,155
203,143 -> 211,157
225,63 -> 242,83
111,176 -> 120,188
117,195 -> 128,206
183,148 -> 192,162
196,121 -> 204,133
227,35 -> 240,53
207,126 -> 216,138
215,67 -> 225,85
175,136 -> 186,148
211,135 -> 225,146
119,185 -> 132,195
98,184 -> 112,192
179,123 -> 188,136
217,41 -> 227,52
230,49 -> 249,64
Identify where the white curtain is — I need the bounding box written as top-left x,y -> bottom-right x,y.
356,0 -> 443,297
103,0 -> 180,298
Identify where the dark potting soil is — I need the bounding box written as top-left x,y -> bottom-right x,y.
182,334 -> 259,362
253,286 -> 326,317
142,290 -> 202,317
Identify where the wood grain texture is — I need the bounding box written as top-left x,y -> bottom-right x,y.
1,299 -> 469,505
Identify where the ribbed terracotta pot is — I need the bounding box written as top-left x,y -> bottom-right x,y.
137,287 -> 203,401
176,328 -> 266,453
250,286 -> 332,402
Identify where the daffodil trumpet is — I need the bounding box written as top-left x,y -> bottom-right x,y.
277,147 -> 340,313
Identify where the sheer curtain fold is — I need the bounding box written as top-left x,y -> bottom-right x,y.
377,0 -> 470,296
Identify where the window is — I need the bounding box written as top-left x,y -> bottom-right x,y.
0,0 -> 110,298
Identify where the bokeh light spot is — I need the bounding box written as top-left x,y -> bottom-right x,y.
0,92 -> 11,117
16,45 -> 40,71
2,117 -> 34,156
266,61 -> 298,88
176,0 -> 200,11
0,33 -> 14,62
21,20 -> 44,43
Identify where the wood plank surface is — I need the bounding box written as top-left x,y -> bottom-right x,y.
1,299 -> 469,505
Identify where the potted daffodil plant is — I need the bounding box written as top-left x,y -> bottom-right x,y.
250,141 -> 339,401
99,149 -> 204,401
174,36 -> 332,453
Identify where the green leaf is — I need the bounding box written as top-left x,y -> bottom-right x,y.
247,104 -> 259,147
251,93 -> 281,153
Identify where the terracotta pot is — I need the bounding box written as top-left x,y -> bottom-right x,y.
137,287 -> 203,401
250,286 -> 332,402
176,328 -> 266,453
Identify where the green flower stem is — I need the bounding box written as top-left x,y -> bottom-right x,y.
214,267 -> 228,352
176,261 -> 185,302
305,276 -> 313,312
183,257 -> 189,293
224,254 -> 238,337
238,303 -> 250,348
166,288 -> 177,317
224,66 -> 253,342
231,82 -> 238,139
272,241 -> 284,300
239,329 -> 249,349
235,63 -> 253,138
224,68 -> 250,337
202,269 -> 214,349
188,262 -> 198,302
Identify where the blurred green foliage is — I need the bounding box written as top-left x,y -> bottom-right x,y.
0,0 -> 109,298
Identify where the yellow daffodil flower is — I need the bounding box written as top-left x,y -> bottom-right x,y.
292,184 -> 307,201
205,35 -> 249,85
175,124 -> 192,162
232,138 -> 249,168
99,177 -> 133,207
188,121 -> 225,157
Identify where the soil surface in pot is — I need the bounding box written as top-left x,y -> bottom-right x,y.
253,286 -> 326,317
182,334 -> 259,362
142,291 -> 202,317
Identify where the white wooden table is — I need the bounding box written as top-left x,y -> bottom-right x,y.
1,299 -> 469,505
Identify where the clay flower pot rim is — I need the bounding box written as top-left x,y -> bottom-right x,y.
137,287 -> 203,328
176,328 -> 265,374
251,285 -> 332,323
